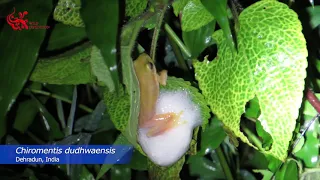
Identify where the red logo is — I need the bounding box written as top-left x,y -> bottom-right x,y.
6,8 -> 50,31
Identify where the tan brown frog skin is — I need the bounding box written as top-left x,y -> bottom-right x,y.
134,53 -> 182,137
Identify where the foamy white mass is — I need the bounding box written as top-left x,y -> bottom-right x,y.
138,90 -> 202,166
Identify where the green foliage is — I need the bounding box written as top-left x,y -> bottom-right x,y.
202,0 -> 236,52
46,23 -> 87,51
1,0 -> 317,179
194,0 -> 308,161
188,151 -> 225,179
30,45 -> 96,84
125,0 -> 148,18
0,0 -> 52,138
199,117 -> 226,155
307,6 -> 320,29
295,115 -> 319,168
175,0 -> 215,32
275,159 -> 299,180
90,46 -> 115,92
148,157 -> 185,180
182,19 -> 216,58
80,0 -> 120,92
54,0 -> 84,27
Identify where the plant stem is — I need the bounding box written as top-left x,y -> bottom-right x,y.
150,5 -> 168,61
166,28 -> 189,72
216,146 -> 234,180
306,88 -> 320,113
65,86 -> 77,137
28,89 -> 93,113
242,124 -> 263,151
164,23 -> 192,58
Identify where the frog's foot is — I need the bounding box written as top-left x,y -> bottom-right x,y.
146,111 -> 184,137
157,70 -> 167,86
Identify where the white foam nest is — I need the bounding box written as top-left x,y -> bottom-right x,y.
138,90 -> 202,166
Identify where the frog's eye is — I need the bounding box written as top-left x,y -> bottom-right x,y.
147,62 -> 154,70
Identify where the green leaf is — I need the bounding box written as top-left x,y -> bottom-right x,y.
74,100 -> 110,132
13,97 -> 48,133
111,165 -> 131,180
96,134 -> 131,180
180,0 -> 215,32
30,94 -> 64,140
80,0 -> 120,92
294,115 -> 319,168
202,0 -> 235,52
252,169 -> 273,180
193,0 -> 307,161
244,96 -> 260,119
46,23 -> 87,51
44,84 -> 74,100
0,0 -> 52,138
54,0 -> 84,27
256,120 -> 273,150
307,6 -> 320,29
124,149 -> 148,171
182,19 -> 216,58
90,46 -> 115,92
266,154 -> 282,172
125,0 -> 148,18
188,151 -> 225,179
199,116 -> 226,155
119,20 -> 144,147
148,156 -> 185,180
172,0 -> 189,16
79,166 -> 94,180
275,160 -> 298,180
30,45 -> 96,84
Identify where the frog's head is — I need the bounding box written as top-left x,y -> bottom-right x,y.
133,53 -> 157,78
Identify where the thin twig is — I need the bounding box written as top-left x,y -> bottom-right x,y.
150,4 -> 168,61
216,146 -> 234,180
164,23 -> 192,58
27,88 -> 93,113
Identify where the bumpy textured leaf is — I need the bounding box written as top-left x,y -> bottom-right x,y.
193,0 -> 308,161
148,156 -> 185,180
30,45 -> 96,84
54,0 -> 84,27
90,46 -> 115,92
125,0 -> 148,18
120,20 -> 143,147
180,0 -> 215,32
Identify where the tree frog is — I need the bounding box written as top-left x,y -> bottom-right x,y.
134,53 -> 183,137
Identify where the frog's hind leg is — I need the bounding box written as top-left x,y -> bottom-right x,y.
146,111 -> 184,137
